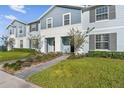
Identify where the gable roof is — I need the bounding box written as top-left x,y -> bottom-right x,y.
38,5 -> 83,20
6,19 -> 27,29
29,5 -> 83,24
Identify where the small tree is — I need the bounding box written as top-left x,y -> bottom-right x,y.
8,38 -> 15,50
0,35 -> 8,51
28,33 -> 45,52
68,27 -> 95,53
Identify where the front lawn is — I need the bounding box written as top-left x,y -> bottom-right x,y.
0,51 -> 30,62
28,57 -> 124,88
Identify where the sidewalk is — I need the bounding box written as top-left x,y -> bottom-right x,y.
15,55 -> 69,79
0,70 -> 39,88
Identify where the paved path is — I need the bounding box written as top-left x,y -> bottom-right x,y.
0,70 -> 39,88
15,55 -> 69,79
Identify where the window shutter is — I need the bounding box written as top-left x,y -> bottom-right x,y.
89,35 -> 95,51
29,40 -> 31,48
109,5 -> 116,20
109,33 -> 117,51
89,8 -> 95,23
36,23 -> 38,31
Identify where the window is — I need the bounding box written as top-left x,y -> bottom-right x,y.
10,30 -> 12,35
20,40 -> 23,48
31,39 -> 38,49
96,34 -> 109,49
63,13 -> 71,26
46,18 -> 53,28
30,23 -> 37,31
19,26 -> 23,34
96,6 -> 109,21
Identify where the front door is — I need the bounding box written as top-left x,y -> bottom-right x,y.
61,37 -> 70,53
46,38 -> 55,53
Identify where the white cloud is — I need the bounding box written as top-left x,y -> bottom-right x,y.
4,15 -> 17,20
9,5 -> 26,14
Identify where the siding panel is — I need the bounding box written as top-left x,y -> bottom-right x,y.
110,33 -> 117,51
89,35 -> 95,51
109,5 -> 116,20
40,7 -> 81,29
89,8 -> 95,23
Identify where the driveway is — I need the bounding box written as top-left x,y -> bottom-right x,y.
0,70 -> 39,88
15,55 -> 69,79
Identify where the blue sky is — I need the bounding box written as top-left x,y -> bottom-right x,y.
0,5 -> 51,36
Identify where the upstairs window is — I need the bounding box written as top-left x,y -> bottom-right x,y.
19,26 -> 23,33
10,30 -> 12,35
46,18 -> 53,28
63,13 -> 71,26
96,6 -> 109,21
96,34 -> 110,50
10,29 -> 14,35
30,23 -> 38,31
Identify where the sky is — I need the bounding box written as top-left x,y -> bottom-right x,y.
0,5 -> 51,37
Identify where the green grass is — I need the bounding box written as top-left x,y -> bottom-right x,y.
0,51 -> 30,62
28,57 -> 124,88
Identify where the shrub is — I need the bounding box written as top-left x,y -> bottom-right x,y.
68,53 -> 85,59
11,48 -> 36,53
3,62 -> 21,71
22,62 -> 31,67
88,51 -> 124,59
25,56 -> 35,62
3,63 -> 9,68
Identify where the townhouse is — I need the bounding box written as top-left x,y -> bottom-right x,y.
6,5 -> 124,53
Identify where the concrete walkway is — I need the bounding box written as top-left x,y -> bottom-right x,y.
0,70 -> 39,88
15,55 -> 69,79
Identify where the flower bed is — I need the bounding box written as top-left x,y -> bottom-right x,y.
2,52 -> 62,74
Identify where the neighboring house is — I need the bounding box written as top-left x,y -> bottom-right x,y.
6,5 -> 124,53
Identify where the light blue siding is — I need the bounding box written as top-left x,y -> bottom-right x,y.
41,6 -> 81,29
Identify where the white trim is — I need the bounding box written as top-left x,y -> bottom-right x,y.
62,12 -> 71,26
87,26 -> 124,35
95,34 -> 110,50
95,6 -> 109,22
46,17 -> 53,29
6,19 -> 27,29
38,6 -> 55,20
80,10 -> 83,28
94,49 -> 110,51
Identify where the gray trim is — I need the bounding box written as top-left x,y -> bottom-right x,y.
89,8 -> 95,23
109,5 -> 116,20
89,35 -> 95,51
109,33 -> 117,51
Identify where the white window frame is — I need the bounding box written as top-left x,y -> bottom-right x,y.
95,6 -> 109,22
46,17 -> 53,29
63,13 -> 71,26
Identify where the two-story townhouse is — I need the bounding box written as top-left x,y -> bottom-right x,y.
6,5 -> 124,53
6,20 -> 28,50
82,5 -> 124,53
38,5 -> 83,53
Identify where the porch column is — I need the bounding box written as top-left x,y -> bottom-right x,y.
55,36 -> 61,52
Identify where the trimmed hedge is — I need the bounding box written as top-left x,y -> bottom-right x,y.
88,51 -> 124,59
11,48 -> 36,53
68,53 -> 85,59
